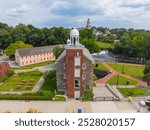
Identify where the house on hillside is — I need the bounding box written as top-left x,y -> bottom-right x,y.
0,62 -> 10,76
56,28 -> 95,99
15,46 -> 56,66
0,49 -> 3,55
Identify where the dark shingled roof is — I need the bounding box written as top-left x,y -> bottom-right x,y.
17,45 -> 56,57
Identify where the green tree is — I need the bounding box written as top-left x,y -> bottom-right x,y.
81,39 -> 100,53
4,41 -> 32,59
144,60 -> 150,74
52,46 -> 64,59
143,73 -> 150,87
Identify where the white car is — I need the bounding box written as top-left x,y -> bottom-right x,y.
139,100 -> 146,107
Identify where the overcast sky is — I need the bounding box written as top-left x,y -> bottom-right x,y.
0,0 -> 150,29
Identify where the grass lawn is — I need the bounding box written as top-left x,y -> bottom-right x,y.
96,42 -> 113,50
40,70 -> 57,93
118,88 -> 148,97
94,63 -> 109,71
107,75 -> 138,85
16,61 -> 55,70
0,70 -> 42,91
108,63 -> 144,79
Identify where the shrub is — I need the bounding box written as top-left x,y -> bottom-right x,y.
82,91 -> 94,101
53,95 -> 66,101
0,75 -> 8,83
0,91 -> 55,100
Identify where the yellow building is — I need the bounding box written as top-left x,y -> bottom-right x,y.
15,46 -> 56,66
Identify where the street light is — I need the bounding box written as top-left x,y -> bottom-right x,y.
116,73 -> 119,86
122,64 -> 124,73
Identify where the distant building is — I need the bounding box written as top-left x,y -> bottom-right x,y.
15,46 -> 56,66
86,18 -> 91,29
0,62 -> 10,76
56,28 -> 95,99
0,49 -> 3,55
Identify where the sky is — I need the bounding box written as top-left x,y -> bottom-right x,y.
0,0 -> 150,29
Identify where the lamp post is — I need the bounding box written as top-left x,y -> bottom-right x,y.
116,73 -> 119,86
122,64 -> 124,73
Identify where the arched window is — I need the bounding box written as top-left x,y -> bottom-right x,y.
74,37 -> 76,45
77,37 -> 79,42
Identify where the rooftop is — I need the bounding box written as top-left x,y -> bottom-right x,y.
17,45 -> 57,57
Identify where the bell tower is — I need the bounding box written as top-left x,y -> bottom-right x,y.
70,28 -> 79,46
86,18 -> 91,29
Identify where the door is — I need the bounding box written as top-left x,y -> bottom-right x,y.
74,91 -> 80,99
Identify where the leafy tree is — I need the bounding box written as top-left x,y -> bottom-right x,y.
143,73 -> 150,86
4,41 -> 32,59
52,46 -> 64,59
144,60 -> 150,74
81,39 -> 100,53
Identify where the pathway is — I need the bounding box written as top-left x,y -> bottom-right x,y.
32,77 -> 44,92
96,62 -> 147,87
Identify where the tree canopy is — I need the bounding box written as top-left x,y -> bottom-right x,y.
4,41 -> 32,59
52,46 -> 64,59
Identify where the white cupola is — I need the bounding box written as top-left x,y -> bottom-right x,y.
70,28 -> 79,46
67,39 -> 71,45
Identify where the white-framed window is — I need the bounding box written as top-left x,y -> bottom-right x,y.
74,56 -> 80,66
82,74 -> 86,80
85,86 -> 90,91
82,63 -> 86,70
74,80 -> 80,88
64,74 -> 66,79
74,68 -> 80,77
64,63 -> 66,69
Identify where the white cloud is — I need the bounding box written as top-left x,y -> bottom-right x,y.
0,0 -> 150,29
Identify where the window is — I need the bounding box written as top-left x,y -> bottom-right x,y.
64,74 -> 66,79
22,62 -> 24,65
74,80 -> 80,88
82,74 -> 86,80
75,69 -> 80,77
75,57 -> 80,66
82,63 -> 86,70
26,61 -> 28,64
85,86 -> 90,91
64,63 -> 66,69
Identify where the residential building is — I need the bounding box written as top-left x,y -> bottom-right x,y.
15,46 -> 56,66
56,28 -> 95,99
0,62 -> 10,76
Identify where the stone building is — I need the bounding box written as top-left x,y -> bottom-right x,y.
86,18 -> 91,29
0,62 -> 10,76
15,46 -> 56,66
56,28 -> 95,99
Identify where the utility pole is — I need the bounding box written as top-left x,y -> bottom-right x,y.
116,73 -> 119,86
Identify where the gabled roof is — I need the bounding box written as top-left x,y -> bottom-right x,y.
56,44 -> 95,63
16,45 -> 56,57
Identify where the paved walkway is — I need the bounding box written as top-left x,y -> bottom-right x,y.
32,77 -> 44,92
96,62 -> 147,87
0,100 -> 137,113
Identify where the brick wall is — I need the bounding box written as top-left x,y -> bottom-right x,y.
66,49 -> 83,98
0,62 -> 10,75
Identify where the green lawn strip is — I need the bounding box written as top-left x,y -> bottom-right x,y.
94,63 -> 109,71
53,95 -> 66,101
40,70 -> 57,92
96,42 -> 113,50
107,75 -> 138,85
118,88 -> 148,97
16,61 -> 55,70
0,70 -> 42,91
108,63 -> 144,79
